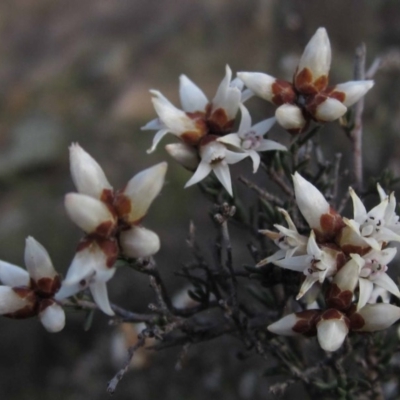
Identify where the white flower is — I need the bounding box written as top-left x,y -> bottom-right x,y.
62,145 -> 167,315
357,247 -> 400,310
257,208 -> 307,266
237,27 -> 374,131
218,104 -> 286,173
184,139 -> 248,196
0,237 -> 65,332
143,65 -> 242,153
343,187 -> 400,251
273,231 -> 341,299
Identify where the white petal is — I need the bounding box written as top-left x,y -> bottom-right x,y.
224,149 -> 249,165
54,280 -> 88,300
213,163 -> 233,196
373,273 -> 400,298
212,65 -> 241,119
237,103 -> 252,134
307,231 -> 321,256
297,27 -> 331,85
179,75 -> 208,112
267,313 -> 300,336
376,183 -> 387,202
357,278 -> 374,310
275,104 -> 306,131
240,88 -> 254,103
248,150 -> 260,173
122,162 -> 167,223
184,160 -> 212,188
236,72 -> 276,102
39,303 -> 66,332
257,139 -> 287,152
252,117 -> 276,137
296,275 -> 319,300
64,243 -> 108,286
317,319 -> 348,352
165,143 -> 199,171
217,133 -> 242,148
274,254 -> 311,272
0,286 -> 31,314
24,237 -> 57,281
356,303 -> 400,331
334,80 -> 374,107
0,261 -> 29,287
292,172 -> 330,231
65,193 -> 115,234
332,257 -> 361,293
69,143 -> 113,199
90,280 -> 114,316
141,117 -> 166,131
150,90 -> 197,135
349,187 -> 367,223
119,226 -> 160,258
314,97 -> 347,122
146,128 -> 170,154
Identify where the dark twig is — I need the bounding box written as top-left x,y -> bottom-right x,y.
238,175 -> 284,206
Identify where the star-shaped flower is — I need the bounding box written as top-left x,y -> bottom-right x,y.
257,207 -> 307,266
273,231 -> 344,299
218,104 -> 287,172
238,28 -> 374,133
341,187 -> 400,252
0,237 -> 65,332
142,65 -> 244,153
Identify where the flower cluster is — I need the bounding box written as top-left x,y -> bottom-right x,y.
0,144 -> 167,329
142,66 -> 286,196
263,173 -> 400,351
238,28 -> 374,133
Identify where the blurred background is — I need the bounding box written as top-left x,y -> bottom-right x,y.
1,0 -> 400,399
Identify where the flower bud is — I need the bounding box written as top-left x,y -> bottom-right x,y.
316,309 -> 349,352
120,226 -> 160,259
295,27 -> 331,94
275,104 -> 306,133
236,72 -> 277,103
118,162 -> 167,224
333,80 -> 374,107
350,303 -> 400,332
65,193 -> 116,235
69,143 -> 113,199
268,310 -> 320,336
39,302 -> 66,332
314,97 -> 347,122
165,143 -> 199,171
0,261 -> 29,287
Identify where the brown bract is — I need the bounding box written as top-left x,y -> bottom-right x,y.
292,310 -> 320,336
325,283 -> 353,310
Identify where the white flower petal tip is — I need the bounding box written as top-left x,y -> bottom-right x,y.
65,193 -> 115,235
268,310 -> 320,336
24,237 -> 56,281
0,286 -> 33,315
69,143 -> 112,199
39,303 -> 66,332
120,226 -> 160,259
179,74 -> 208,113
317,312 -> 348,352
334,80 -> 374,107
267,314 -> 299,336
292,172 -> 330,231
236,72 -> 277,103
275,104 -> 306,132
352,303 -> 400,332
314,97 -> 347,122
295,27 -> 331,93
120,162 -> 167,223
0,261 -> 29,287
90,281 -> 115,316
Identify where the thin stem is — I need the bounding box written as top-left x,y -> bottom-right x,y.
350,42 -> 366,191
